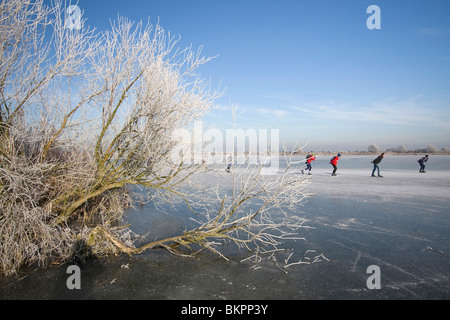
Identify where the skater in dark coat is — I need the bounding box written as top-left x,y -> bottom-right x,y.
418,155 -> 429,173
330,153 -> 341,176
371,153 -> 385,177
226,156 -> 232,173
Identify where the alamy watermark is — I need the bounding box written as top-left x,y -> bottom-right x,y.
366,5 -> 381,30
65,263 -> 382,291
171,121 -> 280,175
65,5 -> 82,30
366,265 -> 381,289
66,265 -> 81,289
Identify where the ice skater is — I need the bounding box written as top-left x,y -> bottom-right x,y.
371,152 -> 385,177
302,153 -> 316,175
226,156 -> 232,173
330,153 -> 341,176
418,155 -> 429,173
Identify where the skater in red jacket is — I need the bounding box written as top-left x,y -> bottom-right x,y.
330,153 -> 341,176
302,153 -> 316,175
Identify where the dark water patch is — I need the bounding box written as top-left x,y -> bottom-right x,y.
1,184 -> 450,300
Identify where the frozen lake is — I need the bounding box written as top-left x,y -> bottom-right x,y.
1,155 -> 449,302
293,154 -> 450,200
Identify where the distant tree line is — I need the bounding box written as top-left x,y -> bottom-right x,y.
291,144 -> 450,155
368,144 -> 450,154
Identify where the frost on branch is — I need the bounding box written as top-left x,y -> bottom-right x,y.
0,0 -> 312,276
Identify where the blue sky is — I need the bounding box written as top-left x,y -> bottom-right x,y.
72,0 -> 449,151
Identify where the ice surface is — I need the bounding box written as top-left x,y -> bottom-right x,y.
1,155 -> 449,300
286,154 -> 450,201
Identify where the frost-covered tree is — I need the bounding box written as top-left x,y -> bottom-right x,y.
367,144 -> 380,153
386,145 -> 407,153
0,0 -> 310,276
426,145 -> 439,153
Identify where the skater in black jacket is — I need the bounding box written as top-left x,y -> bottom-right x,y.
371,153 -> 385,177
418,155 -> 429,173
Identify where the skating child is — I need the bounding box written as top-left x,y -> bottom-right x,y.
302,153 -> 316,175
